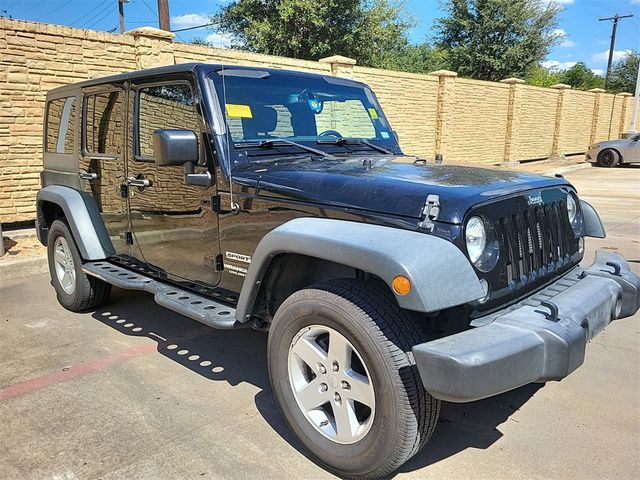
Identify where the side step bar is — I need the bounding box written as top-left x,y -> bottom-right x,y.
82,261 -> 244,329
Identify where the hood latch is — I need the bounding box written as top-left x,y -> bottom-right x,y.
418,194 -> 440,232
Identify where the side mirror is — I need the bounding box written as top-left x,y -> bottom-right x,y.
153,129 -> 212,187
153,129 -> 198,166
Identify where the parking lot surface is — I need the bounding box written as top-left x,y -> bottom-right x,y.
1,166 -> 639,479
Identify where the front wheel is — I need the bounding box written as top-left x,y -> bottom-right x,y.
268,279 -> 440,479
597,148 -> 620,167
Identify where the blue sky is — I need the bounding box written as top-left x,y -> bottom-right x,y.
2,0 -> 639,75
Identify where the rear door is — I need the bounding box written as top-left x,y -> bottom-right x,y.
126,77 -> 221,288
80,83 -> 129,256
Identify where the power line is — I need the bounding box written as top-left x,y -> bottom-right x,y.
40,0 -> 74,21
86,7 -> 114,29
70,0 -> 111,26
171,22 -> 214,33
79,1 -> 114,28
74,0 -> 113,27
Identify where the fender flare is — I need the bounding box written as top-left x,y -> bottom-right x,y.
37,185 -> 115,260
580,199 -> 606,238
235,218 -> 485,321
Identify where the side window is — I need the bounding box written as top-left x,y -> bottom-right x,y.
46,96 -> 76,153
85,91 -> 124,156
137,84 -> 199,158
315,100 -> 376,138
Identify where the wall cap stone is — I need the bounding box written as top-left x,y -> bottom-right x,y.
125,26 -> 175,41
500,77 -> 525,84
616,92 -> 633,96
551,83 -> 572,90
429,69 -> 458,78
588,88 -> 606,93
319,55 -> 357,66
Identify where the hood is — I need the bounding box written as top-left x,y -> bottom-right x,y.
232,155 -> 570,224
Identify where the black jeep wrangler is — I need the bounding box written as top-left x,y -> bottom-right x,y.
36,63 -> 639,479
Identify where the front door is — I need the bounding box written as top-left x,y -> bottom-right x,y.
126,79 -> 221,288
80,84 -> 129,256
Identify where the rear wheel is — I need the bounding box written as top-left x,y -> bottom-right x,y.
47,220 -> 111,312
596,148 -> 620,167
268,279 -> 440,479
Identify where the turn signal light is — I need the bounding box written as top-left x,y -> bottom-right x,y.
392,275 -> 411,296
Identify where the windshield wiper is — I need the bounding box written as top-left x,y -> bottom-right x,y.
235,138 -> 336,159
317,137 -> 394,155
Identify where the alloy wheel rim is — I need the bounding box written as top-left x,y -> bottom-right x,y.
601,151 -> 615,166
53,236 -> 76,295
288,324 -> 376,444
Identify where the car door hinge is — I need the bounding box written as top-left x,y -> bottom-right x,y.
125,231 -> 133,245
201,195 -> 221,213
418,194 -> 440,232
120,184 -> 129,198
215,253 -> 224,272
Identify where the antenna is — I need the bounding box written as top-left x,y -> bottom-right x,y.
221,64 -> 239,213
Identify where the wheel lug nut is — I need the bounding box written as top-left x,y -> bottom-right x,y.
341,381 -> 350,390
320,383 -> 328,392
334,392 -> 342,405
318,364 -> 326,374
332,361 -> 339,372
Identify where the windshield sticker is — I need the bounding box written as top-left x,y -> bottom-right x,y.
368,108 -> 379,120
226,103 -> 253,118
380,131 -> 390,139
308,98 -> 322,113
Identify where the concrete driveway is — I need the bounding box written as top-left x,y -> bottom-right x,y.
1,166 -> 639,480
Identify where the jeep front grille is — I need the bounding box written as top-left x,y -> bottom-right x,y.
497,200 -> 573,284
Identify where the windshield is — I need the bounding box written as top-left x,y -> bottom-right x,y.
209,69 -> 400,159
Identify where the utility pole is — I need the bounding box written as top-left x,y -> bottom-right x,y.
117,0 -> 128,34
599,13 -> 634,90
157,0 -> 170,31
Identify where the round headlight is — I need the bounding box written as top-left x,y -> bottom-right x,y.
465,216 -> 500,272
566,193 -> 583,234
566,194 -> 577,224
465,216 -> 486,264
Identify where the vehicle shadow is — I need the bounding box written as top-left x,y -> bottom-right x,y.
91,287 -> 543,478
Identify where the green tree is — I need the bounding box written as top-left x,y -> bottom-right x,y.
436,0 -> 560,81
379,43 -> 448,74
527,64 -> 560,87
559,62 -> 604,90
608,51 -> 639,94
211,0 -> 414,68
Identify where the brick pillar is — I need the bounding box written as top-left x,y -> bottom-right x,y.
617,92 -> 633,138
588,88 -> 605,145
551,83 -> 571,156
318,55 -> 357,78
430,70 -> 457,160
125,26 -> 175,69
500,77 -> 525,164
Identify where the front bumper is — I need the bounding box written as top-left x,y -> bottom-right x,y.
413,250 -> 640,402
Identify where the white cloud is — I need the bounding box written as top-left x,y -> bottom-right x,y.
205,32 -> 233,48
592,69 -> 605,76
551,28 -> 577,47
592,49 -> 632,64
540,0 -> 575,5
541,60 -> 577,71
171,13 -> 210,29
630,0 -> 640,5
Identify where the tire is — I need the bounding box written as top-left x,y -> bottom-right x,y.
268,278 -> 440,479
47,220 -> 111,312
596,148 -> 620,167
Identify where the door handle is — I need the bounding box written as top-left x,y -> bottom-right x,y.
79,171 -> 98,181
125,176 -> 151,188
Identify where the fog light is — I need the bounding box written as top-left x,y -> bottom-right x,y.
478,278 -> 490,303
578,237 -> 585,255
392,275 -> 411,296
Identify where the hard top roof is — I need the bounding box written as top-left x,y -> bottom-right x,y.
46,63 -> 366,96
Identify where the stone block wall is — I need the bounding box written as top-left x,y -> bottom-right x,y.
0,18 -> 635,223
